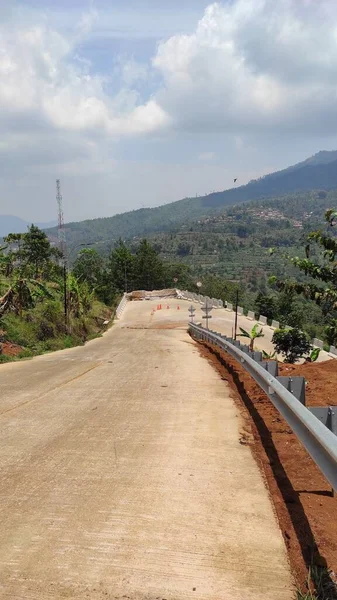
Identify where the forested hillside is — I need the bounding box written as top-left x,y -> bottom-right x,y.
142,190 -> 333,287
45,150 -> 337,248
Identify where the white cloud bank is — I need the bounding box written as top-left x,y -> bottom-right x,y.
0,18 -> 168,139
153,0 -> 337,134
2,0 -> 337,219
2,1 -> 337,144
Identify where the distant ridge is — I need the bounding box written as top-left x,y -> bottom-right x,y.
42,149 -> 337,246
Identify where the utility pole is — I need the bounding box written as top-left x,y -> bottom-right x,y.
124,262 -> 128,293
234,289 -> 239,340
56,179 -> 68,330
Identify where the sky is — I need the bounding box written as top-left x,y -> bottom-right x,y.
2,0 -> 337,223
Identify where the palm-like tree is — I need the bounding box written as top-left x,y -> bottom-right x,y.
238,323 -> 264,351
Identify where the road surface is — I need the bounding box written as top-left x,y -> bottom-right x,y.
185,300 -> 332,362
0,298 -> 293,599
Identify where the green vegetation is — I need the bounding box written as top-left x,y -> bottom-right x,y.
272,328 -> 312,363
297,565 -> 337,600
0,227 -> 196,362
238,323 -> 264,351
275,208 -> 337,346
0,226 -> 116,360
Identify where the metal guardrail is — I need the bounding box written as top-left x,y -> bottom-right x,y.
190,323 -> 337,491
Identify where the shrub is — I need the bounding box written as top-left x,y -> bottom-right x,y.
272,328 -> 312,363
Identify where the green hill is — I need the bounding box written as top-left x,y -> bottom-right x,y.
45,150 -> 337,248
144,188 -> 336,281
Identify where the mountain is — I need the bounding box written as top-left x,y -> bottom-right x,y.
0,216 -> 57,238
42,149 -> 337,248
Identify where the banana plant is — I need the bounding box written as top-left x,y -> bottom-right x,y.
306,347 -> 321,362
262,349 -> 277,359
238,323 -> 264,351
0,277 -> 53,317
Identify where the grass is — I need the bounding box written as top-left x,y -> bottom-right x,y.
297,566 -> 337,600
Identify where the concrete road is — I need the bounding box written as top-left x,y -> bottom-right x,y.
183,300 -> 331,362
0,299 -> 293,599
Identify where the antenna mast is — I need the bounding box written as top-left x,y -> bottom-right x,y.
56,179 -> 66,261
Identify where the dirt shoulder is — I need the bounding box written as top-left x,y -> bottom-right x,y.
197,341 -> 337,596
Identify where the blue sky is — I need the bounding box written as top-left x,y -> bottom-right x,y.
2,0 -> 337,222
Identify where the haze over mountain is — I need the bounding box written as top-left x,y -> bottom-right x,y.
44,150 -> 337,248
0,216 -> 57,238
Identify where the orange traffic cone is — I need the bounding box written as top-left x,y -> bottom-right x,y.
167,305 -> 170,309
177,305 -> 180,310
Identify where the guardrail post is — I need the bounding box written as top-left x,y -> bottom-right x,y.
261,361 -> 278,377
330,407 -> 337,435
277,376 -> 306,406
271,320 -> 280,329
259,315 -> 267,325
309,407 -> 337,436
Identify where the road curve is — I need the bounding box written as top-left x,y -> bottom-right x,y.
0,298 -> 293,599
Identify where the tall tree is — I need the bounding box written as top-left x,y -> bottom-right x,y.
134,239 -> 163,290
73,248 -> 103,288
109,240 -> 134,292
21,225 -> 52,278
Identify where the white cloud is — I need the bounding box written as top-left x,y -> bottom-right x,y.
0,11 -> 168,141
2,0 -> 337,222
151,0 -> 337,135
2,0 -> 337,163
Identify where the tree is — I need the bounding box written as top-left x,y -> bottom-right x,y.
134,239 -> 163,290
238,323 -> 264,351
73,248 -> 104,287
275,290 -> 305,329
275,208 -> 337,344
272,328 -> 312,363
162,262 -> 193,289
198,274 -> 241,305
255,293 -> 277,320
109,240 -> 135,293
21,225 -> 52,278
177,242 -> 191,257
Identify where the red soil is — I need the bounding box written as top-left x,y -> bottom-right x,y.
198,341 -> 337,594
